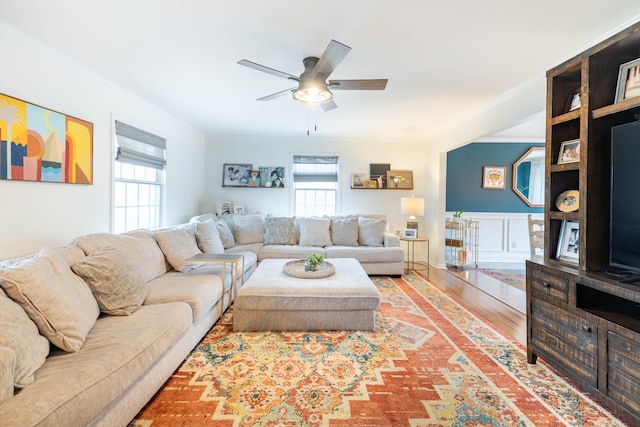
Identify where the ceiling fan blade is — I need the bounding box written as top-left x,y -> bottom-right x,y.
328,79 -> 388,90
310,40 -> 351,80
238,59 -> 299,81
257,87 -> 296,101
321,100 -> 338,112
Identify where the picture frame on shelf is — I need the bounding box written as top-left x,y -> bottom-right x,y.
352,173 -> 365,188
370,163 -> 390,188
222,163 -> 252,187
259,166 -> 285,188
615,58 -> 640,103
233,205 -> 245,214
386,170 -> 413,189
216,200 -> 232,217
403,229 -> 417,239
564,88 -> 581,112
482,166 -> 506,189
557,139 -> 580,164
364,179 -> 378,189
556,220 -> 579,263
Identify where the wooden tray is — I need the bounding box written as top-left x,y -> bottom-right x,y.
283,260 -> 335,279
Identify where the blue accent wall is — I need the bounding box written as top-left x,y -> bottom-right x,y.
446,142 -> 544,213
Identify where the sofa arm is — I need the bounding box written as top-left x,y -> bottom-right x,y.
384,233 -> 401,247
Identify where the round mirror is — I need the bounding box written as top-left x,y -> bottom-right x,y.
513,147 -> 545,207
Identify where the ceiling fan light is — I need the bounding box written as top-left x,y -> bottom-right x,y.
292,82 -> 333,105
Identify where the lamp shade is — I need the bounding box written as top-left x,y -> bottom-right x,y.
401,197 -> 425,217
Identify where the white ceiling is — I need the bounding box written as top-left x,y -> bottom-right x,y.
2,1 -> 640,141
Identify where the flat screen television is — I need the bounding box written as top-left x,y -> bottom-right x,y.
610,120 -> 640,277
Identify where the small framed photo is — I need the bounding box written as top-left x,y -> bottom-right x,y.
233,205 -> 245,214
615,58 -> 640,103
223,163 -> 252,187
386,170 -> 413,189
259,166 -> 285,188
564,88 -> 581,112
482,166 -> 506,189
556,220 -> 579,263
216,200 -> 231,217
403,229 -> 417,239
352,173 -> 365,188
557,139 -> 580,164
364,179 -> 378,189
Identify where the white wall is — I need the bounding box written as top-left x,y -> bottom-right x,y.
0,21 -> 206,260
204,135 -> 431,260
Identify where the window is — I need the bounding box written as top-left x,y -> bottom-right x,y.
293,155 -> 338,217
113,121 -> 166,233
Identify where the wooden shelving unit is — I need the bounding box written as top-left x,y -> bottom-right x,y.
527,21 -> 640,426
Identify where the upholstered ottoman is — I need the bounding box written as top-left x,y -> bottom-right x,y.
233,258 -> 380,331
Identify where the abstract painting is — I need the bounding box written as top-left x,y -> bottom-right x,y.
0,93 -> 93,184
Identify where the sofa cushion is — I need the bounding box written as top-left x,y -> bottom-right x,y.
0,289 -> 49,388
358,217 -> 387,247
71,247 -> 150,316
195,219 -> 225,254
258,245 -> 325,261
0,302 -> 192,427
233,214 -> 265,245
324,245 -> 405,263
145,272 -> 222,322
75,232 -> 168,282
0,248 -> 100,352
298,217 -> 332,247
0,346 -> 15,403
264,217 -> 296,245
154,227 -> 202,272
216,220 -> 236,248
330,216 -> 359,246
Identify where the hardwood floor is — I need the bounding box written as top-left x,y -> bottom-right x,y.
415,266 -> 527,347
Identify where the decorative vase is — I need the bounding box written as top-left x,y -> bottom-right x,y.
305,261 -> 318,272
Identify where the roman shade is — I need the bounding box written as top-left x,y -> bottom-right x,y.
115,121 -> 166,170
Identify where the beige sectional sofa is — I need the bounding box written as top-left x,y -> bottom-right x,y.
191,213 -> 405,276
0,226 -> 256,427
0,212 -> 401,426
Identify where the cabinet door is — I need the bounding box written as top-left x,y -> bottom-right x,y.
530,299 -> 598,387
608,331 -> 640,416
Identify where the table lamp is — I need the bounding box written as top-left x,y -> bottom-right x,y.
401,197 -> 424,234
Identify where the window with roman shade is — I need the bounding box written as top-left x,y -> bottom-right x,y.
113,121 -> 165,233
293,155 -> 339,217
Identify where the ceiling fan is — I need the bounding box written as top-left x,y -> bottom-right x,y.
238,39 -> 388,111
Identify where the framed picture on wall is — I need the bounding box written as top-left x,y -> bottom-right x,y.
482,166 -> 506,189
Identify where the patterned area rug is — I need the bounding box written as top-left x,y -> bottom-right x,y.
131,273 -> 626,426
477,268 -> 526,291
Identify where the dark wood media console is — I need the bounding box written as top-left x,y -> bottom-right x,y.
527,21 -> 640,426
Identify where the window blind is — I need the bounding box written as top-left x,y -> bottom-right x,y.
292,155 -> 339,183
115,121 -> 166,170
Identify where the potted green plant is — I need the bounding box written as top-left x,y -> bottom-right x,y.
305,253 -> 324,272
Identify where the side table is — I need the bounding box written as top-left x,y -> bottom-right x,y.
400,236 -> 429,276
185,253 -> 245,311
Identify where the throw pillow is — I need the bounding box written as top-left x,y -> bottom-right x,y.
154,227 -> 202,272
358,217 -> 387,247
0,347 -> 15,403
216,220 -> 236,249
233,213 -> 265,245
0,247 -> 100,352
330,216 -> 359,246
196,219 -> 225,254
0,289 -> 49,388
298,217 -> 332,247
264,217 -> 296,245
75,232 -> 167,282
71,246 -> 150,316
